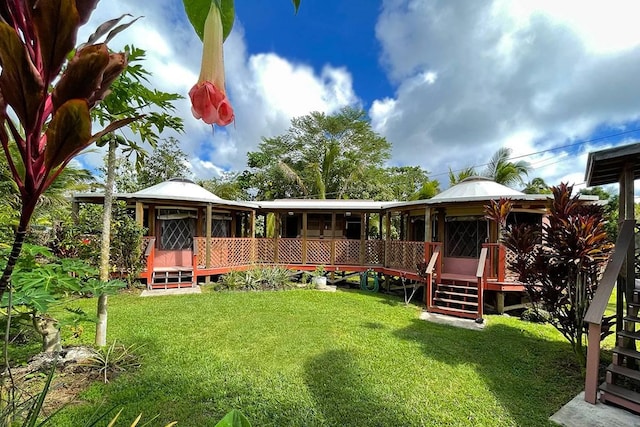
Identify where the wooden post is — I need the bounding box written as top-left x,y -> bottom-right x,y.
302,212 -> 308,264
205,204 -> 212,284
135,202 -> 144,227
71,201 -> 79,225
359,213 -> 366,265
585,322 -> 602,403
331,213 -> 336,265
148,205 -> 155,236
384,212 -> 391,268
274,213 -> 280,263
424,208 -> 431,242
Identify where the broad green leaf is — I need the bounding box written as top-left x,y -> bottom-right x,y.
183,0 -> 235,41
0,22 -> 45,130
214,410 -> 251,427
44,99 -> 92,170
31,0 -> 80,79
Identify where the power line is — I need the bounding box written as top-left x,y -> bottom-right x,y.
430,127 -> 640,179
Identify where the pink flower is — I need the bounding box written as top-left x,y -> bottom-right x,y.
189,4 -> 234,126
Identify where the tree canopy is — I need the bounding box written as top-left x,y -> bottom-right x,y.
246,107 -> 391,200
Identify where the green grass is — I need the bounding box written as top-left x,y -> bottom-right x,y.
40,290 -> 581,426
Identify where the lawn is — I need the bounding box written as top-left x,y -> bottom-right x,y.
39,289 -> 582,426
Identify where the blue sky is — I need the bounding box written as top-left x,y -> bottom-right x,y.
80,0 -> 640,195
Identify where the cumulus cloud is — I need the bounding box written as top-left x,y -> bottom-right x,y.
371,0 -> 640,189
76,1 -> 358,179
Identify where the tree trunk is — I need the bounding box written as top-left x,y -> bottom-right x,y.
96,138 -> 117,346
33,315 -> 61,353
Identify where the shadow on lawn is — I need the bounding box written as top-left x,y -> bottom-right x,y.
304,349 -> 414,426
393,319 -> 583,426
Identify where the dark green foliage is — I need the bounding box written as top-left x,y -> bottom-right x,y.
216,267 -> 293,291
501,183 -> 613,367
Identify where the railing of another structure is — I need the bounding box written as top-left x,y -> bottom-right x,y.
584,219 -> 636,404
423,243 -> 441,309
141,237 -> 155,285
476,247 -> 488,318
482,243 -> 505,282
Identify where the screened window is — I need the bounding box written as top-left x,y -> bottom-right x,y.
158,209 -> 196,250
445,218 -> 488,258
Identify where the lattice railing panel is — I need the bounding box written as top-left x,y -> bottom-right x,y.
255,238 -> 275,263
504,247 -> 519,282
365,240 -> 384,265
278,238 -> 303,264
387,241 -> 424,271
193,238 -> 252,268
335,240 -> 361,265
307,239 -> 332,264
195,237 -> 206,267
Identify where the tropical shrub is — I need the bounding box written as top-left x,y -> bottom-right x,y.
217,267 -> 294,291
498,183 -> 614,367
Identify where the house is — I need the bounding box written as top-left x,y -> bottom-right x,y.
72,177 -> 587,320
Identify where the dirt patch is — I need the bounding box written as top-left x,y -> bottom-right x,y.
4,346 -> 104,418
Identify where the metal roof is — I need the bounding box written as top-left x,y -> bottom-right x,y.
427,176 -> 531,204
133,178 -> 223,201
585,143 -> 640,186
258,199 -> 387,211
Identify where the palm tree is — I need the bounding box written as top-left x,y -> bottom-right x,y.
522,177 -> 552,194
448,166 -> 477,186
483,147 -> 531,187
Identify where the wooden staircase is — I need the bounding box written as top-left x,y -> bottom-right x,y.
599,290 -> 640,413
429,276 -> 480,319
149,267 -> 194,290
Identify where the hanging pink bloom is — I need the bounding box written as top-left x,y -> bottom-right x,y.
189,3 -> 234,126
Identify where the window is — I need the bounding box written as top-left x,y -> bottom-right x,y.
158,209 -> 196,250
445,218 -> 488,258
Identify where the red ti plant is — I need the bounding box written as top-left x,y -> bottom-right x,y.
0,0 -> 136,300
499,183 -> 613,368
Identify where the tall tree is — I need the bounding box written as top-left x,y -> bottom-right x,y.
483,147 -> 531,187
247,107 -> 391,200
92,47 -> 184,346
198,171 -> 252,201
383,166 -> 439,201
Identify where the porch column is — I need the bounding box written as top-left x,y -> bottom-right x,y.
71,201 -> 79,224
250,211 -> 256,238
384,211 -> 391,268
359,212 -> 366,265
274,213 -> 280,263
302,212 -> 308,264
424,208 -> 431,242
148,205 -> 155,236
135,202 -> 144,227
619,162 -> 636,333
331,213 -> 336,265
205,204 -> 212,270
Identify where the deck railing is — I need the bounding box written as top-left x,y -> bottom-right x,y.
141,237 -> 155,282
386,240 -> 425,271
476,247 -> 488,318
194,237 -> 391,269
483,243 -> 505,281
584,219 -> 636,404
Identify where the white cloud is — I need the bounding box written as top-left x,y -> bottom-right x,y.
76,2 -> 358,179
372,0 -> 640,189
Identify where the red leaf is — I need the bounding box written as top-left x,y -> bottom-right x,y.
0,22 -> 45,131
44,99 -> 92,170
31,0 -> 80,80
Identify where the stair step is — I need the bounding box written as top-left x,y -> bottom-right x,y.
433,297 -> 478,307
618,330 -> 640,341
613,346 -> 640,362
624,316 -> 640,324
607,363 -> 640,382
600,382 -> 640,406
434,290 -> 478,299
436,283 -> 477,291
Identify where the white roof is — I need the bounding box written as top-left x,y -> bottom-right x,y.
134,178 -> 223,201
258,199 -> 387,211
428,176 -> 532,204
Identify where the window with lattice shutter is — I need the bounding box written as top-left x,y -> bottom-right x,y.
161,218 -> 194,250
445,219 -> 488,258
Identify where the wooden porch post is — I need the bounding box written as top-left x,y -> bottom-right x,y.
71,201 -> 79,225
331,213 -> 336,265
302,212 -> 308,264
384,212 -> 391,268
359,212 -> 366,265
148,205 -> 155,236
205,204 -> 212,283
274,213 -> 280,263
424,208 -> 431,243
135,202 -> 144,227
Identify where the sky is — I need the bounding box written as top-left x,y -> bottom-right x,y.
78,0 -> 640,195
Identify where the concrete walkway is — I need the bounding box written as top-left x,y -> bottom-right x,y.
419,311 -> 486,330
550,392 -> 640,426
140,287 -> 201,297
